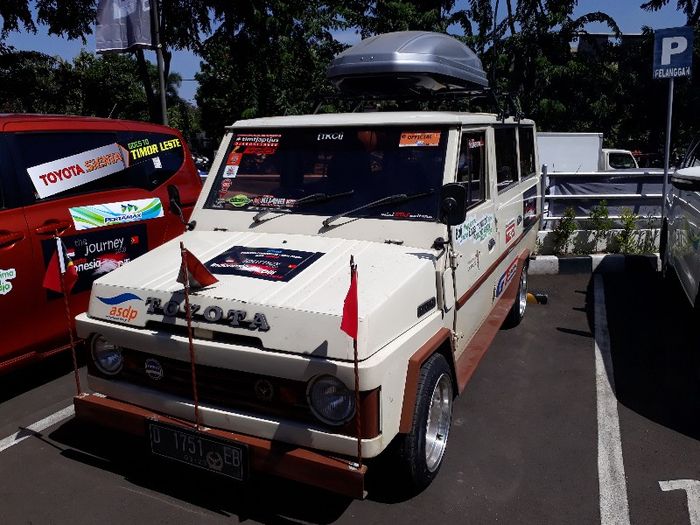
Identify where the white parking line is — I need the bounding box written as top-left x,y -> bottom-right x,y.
594,275 -> 631,525
659,480 -> 700,525
0,405 -> 75,454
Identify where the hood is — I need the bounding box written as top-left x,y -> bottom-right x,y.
88,231 -> 440,361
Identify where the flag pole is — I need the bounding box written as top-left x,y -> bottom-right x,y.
57,236 -> 81,395
350,256 -> 363,468
180,241 -> 201,429
151,0 -> 168,126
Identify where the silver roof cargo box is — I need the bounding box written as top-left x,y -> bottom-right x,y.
327,31 -> 488,96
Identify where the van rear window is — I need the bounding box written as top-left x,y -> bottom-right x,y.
12,131 -> 185,202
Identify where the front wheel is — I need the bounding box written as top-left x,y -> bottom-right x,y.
396,353 -> 453,494
503,262 -> 528,328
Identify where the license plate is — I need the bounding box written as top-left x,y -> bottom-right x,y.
148,422 -> 247,481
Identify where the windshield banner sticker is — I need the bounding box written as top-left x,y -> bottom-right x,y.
399,131 -> 441,147
69,198 -> 164,230
233,134 -> 280,154
27,143 -> 129,199
41,224 -> 148,296
455,214 -> 494,245
206,247 -> 323,282
0,268 -> 16,296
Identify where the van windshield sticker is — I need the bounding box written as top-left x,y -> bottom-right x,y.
399,131 -> 441,147
27,143 -> 129,199
206,247 -> 324,282
69,198 -> 164,231
127,137 -> 182,161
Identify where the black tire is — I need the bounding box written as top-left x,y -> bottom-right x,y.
396,353 -> 454,494
502,263 -> 528,329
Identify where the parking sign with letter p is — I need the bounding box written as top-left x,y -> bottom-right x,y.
653,27 -> 693,79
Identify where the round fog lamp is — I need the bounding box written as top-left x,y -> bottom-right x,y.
91,334 -> 123,375
307,375 -> 356,426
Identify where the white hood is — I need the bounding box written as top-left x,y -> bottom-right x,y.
88,231 -> 440,361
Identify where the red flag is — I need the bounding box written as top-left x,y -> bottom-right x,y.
177,246 -> 218,290
43,237 -> 79,294
340,257 -> 358,339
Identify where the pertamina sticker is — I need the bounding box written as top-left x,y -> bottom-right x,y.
0,268 -> 16,296
69,198 -> 164,231
399,131 -> 441,147
27,143 -> 128,199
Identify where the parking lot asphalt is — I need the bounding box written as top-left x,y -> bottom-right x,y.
0,272 -> 698,524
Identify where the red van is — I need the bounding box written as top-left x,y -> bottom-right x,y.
0,115 -> 202,372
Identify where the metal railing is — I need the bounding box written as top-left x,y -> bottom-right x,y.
541,166 -> 665,226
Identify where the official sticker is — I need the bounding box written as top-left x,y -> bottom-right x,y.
152,156 -> 162,169
27,143 -> 129,199
0,268 -> 17,296
69,198 -> 164,230
399,131 -> 441,147
468,138 -> 484,149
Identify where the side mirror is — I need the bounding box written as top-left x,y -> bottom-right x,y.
439,183 -> 467,226
167,184 -> 184,219
671,167 -> 700,191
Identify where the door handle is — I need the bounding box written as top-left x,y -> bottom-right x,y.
0,231 -> 24,248
35,221 -> 71,235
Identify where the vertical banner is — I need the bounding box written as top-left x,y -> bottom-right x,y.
96,0 -> 154,52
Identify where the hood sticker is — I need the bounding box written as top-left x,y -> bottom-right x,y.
69,198 -> 163,230
206,246 -> 324,282
0,268 -> 16,296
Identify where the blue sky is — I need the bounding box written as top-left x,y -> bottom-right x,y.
4,1 -> 687,104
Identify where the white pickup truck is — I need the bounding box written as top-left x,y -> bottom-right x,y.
537,132 -> 638,172
72,31 -> 541,498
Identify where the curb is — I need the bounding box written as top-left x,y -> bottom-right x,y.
529,254 -> 660,275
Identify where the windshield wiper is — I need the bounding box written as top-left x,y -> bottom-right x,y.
322,190 -> 433,228
252,190 -> 354,223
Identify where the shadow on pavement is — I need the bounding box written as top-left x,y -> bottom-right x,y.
0,348 -> 86,404
592,270 -> 700,441
49,418 -> 353,524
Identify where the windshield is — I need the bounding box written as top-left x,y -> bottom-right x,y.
608,152 -> 636,169
204,126 -> 449,222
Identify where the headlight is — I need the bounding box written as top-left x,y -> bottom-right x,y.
307,375 -> 356,426
91,334 -> 123,375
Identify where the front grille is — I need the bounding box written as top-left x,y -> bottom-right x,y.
92,349 -> 380,438
119,349 -> 312,423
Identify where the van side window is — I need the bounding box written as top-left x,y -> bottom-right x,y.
518,126 -> 536,179
494,127 -> 519,192
457,131 -> 486,208
12,131 -> 185,203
